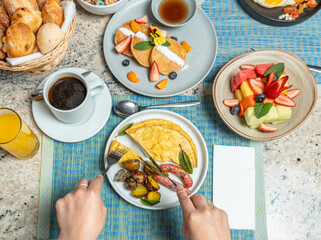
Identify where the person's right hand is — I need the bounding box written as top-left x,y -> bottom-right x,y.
176,184 -> 231,240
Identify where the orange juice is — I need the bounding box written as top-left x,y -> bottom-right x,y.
0,108 -> 39,159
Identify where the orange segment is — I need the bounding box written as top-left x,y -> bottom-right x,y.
156,79 -> 167,89
130,20 -> 140,33
128,71 -> 139,83
181,41 -> 192,52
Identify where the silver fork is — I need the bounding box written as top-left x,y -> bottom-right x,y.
102,149 -> 127,176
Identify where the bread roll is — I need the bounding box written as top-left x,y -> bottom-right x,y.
12,8 -> 42,33
0,41 -> 6,59
42,0 -> 64,27
37,23 -> 64,54
3,0 -> 39,17
2,22 -> 36,58
37,0 -> 48,10
0,9 -> 10,28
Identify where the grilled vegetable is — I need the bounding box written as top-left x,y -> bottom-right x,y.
131,185 -> 148,198
146,191 -> 161,201
122,159 -> 140,172
114,169 -> 127,182
131,171 -> 146,185
144,176 -> 160,191
125,177 -> 137,191
143,163 -> 155,176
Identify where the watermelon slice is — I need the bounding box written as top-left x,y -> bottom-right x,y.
231,69 -> 257,93
254,63 -> 274,77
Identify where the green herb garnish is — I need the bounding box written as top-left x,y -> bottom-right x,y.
161,41 -> 171,47
178,145 -> 193,174
264,63 -> 285,79
116,122 -> 133,137
140,199 -> 160,206
254,102 -> 273,119
134,41 -> 153,50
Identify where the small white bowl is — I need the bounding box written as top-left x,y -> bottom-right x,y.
77,0 -> 129,15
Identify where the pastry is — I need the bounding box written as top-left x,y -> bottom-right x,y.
2,0 -> 39,17
0,23 -> 6,38
0,41 -> 6,59
37,23 -> 64,54
126,119 -> 198,167
42,0 -> 64,27
0,9 -> 10,28
130,25 -> 152,68
2,22 -> 36,58
11,8 -> 42,33
149,37 -> 186,75
37,0 -> 48,10
109,140 -> 141,163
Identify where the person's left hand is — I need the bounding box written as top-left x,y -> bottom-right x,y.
56,175 -> 107,240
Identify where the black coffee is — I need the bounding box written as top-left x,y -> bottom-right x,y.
48,77 -> 87,110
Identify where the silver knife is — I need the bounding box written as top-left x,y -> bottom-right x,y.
135,141 -> 177,190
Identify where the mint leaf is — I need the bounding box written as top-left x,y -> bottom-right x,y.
264,63 -> 285,79
254,102 -> 273,119
134,41 -> 153,50
116,122 -> 133,137
141,199 -> 160,206
161,41 -> 171,47
179,145 -> 193,174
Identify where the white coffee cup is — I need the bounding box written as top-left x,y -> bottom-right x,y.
43,70 -> 104,124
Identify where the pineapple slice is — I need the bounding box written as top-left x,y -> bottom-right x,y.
272,120 -> 285,124
276,105 -> 292,121
263,106 -> 279,123
234,89 -> 244,101
244,107 -> 264,127
240,81 -> 254,98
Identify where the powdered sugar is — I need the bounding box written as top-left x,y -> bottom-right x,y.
156,46 -> 185,66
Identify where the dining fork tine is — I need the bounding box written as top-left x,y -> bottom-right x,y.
102,148 -> 127,176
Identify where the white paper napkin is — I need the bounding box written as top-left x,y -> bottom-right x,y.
6,1 -> 76,66
212,145 -> 255,230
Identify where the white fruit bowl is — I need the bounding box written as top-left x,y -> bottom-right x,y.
77,0 -> 129,15
212,49 -> 317,141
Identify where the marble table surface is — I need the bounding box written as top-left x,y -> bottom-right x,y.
0,3 -> 320,240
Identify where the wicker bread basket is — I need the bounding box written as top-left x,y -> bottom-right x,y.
0,14 -> 76,75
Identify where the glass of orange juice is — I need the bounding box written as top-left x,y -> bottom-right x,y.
0,108 -> 39,160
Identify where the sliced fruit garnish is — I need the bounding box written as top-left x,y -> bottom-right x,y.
254,63 -> 274,77
240,64 -> 255,70
223,99 -> 240,107
156,79 -> 167,89
115,36 -> 131,53
240,95 -> 256,112
275,93 -> 295,107
238,103 -> 244,117
149,61 -> 160,82
135,15 -> 148,24
286,89 -> 300,99
128,71 -> 139,83
265,75 -> 291,99
131,20 -> 141,33
181,41 -> 192,52
283,6 -> 296,14
232,69 -> 257,93
248,79 -> 265,95
309,0 -> 317,8
266,71 -> 275,87
260,123 -> 278,133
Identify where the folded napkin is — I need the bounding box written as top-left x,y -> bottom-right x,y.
212,145 -> 255,230
6,1 -> 76,66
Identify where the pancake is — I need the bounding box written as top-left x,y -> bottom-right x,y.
126,119 -> 198,167
109,140 -> 141,163
114,21 -> 145,57
149,37 -> 186,75
130,25 -> 152,68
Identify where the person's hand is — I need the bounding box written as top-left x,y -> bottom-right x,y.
176,184 -> 231,240
55,175 -> 107,240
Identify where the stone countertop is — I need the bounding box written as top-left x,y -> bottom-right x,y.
0,4 -> 320,240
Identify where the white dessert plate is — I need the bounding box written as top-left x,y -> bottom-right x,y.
103,109 -> 208,210
103,0 -> 217,97
32,68 -> 112,143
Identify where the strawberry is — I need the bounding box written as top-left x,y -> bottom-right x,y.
260,124 -> 278,133
248,79 -> 265,95
149,61 -> 160,82
275,93 -> 295,107
240,64 -> 255,70
266,71 -> 275,87
223,99 -> 240,107
286,89 -> 300,99
135,15 -> 148,24
264,75 -> 291,99
115,36 -> 131,54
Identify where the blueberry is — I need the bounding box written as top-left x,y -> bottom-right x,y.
169,71 -> 177,80
231,105 -> 240,115
256,94 -> 266,103
122,59 -> 130,67
170,36 -> 178,41
268,73 -> 278,82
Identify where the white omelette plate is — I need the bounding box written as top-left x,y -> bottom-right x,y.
104,109 -> 209,210
32,68 -> 112,143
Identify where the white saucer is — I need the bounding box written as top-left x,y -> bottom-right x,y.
32,68 -> 112,143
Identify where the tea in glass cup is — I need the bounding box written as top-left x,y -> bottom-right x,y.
0,108 -> 39,160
